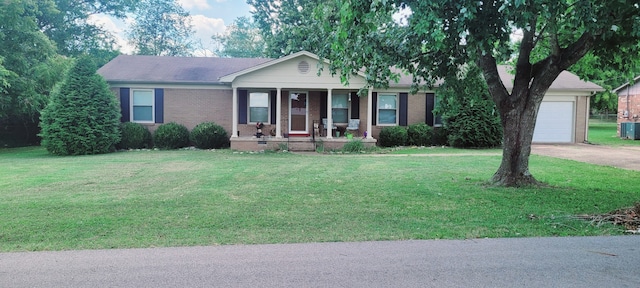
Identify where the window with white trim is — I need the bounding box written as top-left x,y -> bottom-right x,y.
331,94 -> 349,124
249,92 -> 269,123
132,89 -> 154,122
377,94 -> 397,125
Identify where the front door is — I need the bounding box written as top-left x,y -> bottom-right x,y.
289,91 -> 308,134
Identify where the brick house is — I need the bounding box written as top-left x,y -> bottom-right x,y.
97,51 -> 602,151
615,76 -> 640,137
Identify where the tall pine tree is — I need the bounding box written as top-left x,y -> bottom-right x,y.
40,56 -> 121,155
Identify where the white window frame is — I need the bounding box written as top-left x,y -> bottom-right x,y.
377,93 -> 398,126
331,93 -> 350,124
130,89 -> 155,123
248,91 -> 270,124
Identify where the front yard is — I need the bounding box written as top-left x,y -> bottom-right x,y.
1,145 -> 638,252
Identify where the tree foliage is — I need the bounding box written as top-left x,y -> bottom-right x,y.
36,0 -> 135,66
437,65 -> 502,148
212,16 -> 266,58
127,0 -> 195,56
319,0 -> 640,186
39,57 -> 121,155
0,0 -> 68,122
249,0 -> 338,57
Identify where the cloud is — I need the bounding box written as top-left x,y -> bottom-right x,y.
178,0 -> 211,10
191,14 -> 226,47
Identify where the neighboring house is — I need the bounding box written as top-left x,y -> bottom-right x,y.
97,51 -> 602,151
614,76 -> 640,137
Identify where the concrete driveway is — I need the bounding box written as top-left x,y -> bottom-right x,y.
532,144 -> 640,171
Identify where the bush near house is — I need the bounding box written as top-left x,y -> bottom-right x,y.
342,139 -> 365,152
431,127 -> 449,146
436,64 -> 502,148
190,122 -> 229,149
117,122 -> 152,149
379,126 -> 408,147
153,122 -> 190,149
39,57 -> 121,155
407,123 -> 433,146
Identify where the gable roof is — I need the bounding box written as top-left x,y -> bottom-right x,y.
218,51 -> 340,83
98,52 -> 602,92
97,55 -> 272,85
497,65 -> 603,92
613,75 -> 640,93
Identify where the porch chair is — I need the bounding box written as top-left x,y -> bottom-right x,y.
322,118 -> 336,137
346,119 -> 360,136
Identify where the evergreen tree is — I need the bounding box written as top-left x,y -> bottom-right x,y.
39,56 -> 121,155
437,65 -> 502,148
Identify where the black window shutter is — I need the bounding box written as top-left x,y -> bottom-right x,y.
399,93 -> 408,126
239,89 -> 248,124
270,90 -> 277,124
372,92 -> 377,126
320,91 -> 327,119
426,93 -> 435,126
154,88 -> 164,123
119,88 -> 130,122
350,92 -> 360,119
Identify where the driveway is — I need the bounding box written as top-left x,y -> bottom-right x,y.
532,144 -> 640,171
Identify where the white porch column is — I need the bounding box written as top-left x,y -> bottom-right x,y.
366,88 -> 373,139
326,88 -> 333,139
276,88 -> 282,138
232,86 -> 238,138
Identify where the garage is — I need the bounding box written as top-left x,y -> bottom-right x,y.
533,101 -> 574,143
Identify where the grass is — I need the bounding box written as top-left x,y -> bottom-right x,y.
588,119 -> 640,146
1,146 -> 639,252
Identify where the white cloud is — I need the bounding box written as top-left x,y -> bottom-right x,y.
179,0 -> 211,10
191,14 -> 226,50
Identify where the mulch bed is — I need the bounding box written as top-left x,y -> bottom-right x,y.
576,203 -> 640,233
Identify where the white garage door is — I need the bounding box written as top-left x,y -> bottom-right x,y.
533,101 -> 574,143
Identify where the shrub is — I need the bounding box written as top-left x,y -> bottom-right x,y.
431,127 -> 449,146
342,139 -> 365,153
378,126 -> 408,147
190,122 -> 229,149
117,122 -> 152,149
407,123 -> 433,146
445,103 -> 502,148
436,64 -> 502,148
153,122 -> 190,149
39,56 -> 121,155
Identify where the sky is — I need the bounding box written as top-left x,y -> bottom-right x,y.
89,0 -> 253,56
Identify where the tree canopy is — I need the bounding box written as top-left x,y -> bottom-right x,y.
212,16 -> 266,58
249,0 -> 337,58
318,0 -> 640,186
127,0 -> 195,56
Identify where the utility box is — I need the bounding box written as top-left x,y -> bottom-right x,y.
620,122 -> 640,140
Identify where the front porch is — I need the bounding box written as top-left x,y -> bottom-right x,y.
230,135 -> 377,152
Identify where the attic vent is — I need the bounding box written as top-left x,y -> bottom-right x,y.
298,61 -> 310,74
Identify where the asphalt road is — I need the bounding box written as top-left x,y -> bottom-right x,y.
1,236 -> 639,287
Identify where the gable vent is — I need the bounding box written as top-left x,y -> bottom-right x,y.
298,61 -> 310,74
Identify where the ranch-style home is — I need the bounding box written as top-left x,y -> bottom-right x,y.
97,51 -> 602,151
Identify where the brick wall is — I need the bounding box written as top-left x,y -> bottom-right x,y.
617,82 -> 640,136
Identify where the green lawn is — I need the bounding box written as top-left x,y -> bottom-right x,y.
1,146 -> 638,252
588,119 -> 640,146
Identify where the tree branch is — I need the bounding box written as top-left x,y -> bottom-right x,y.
476,54 -> 509,105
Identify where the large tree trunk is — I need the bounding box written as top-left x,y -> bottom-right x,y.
491,93 -> 541,186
